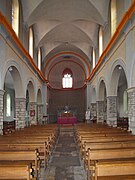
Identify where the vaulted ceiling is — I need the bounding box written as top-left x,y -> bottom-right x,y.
21,0 -> 110,89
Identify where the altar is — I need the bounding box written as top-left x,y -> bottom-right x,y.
57,116 -> 77,124
57,106 -> 77,125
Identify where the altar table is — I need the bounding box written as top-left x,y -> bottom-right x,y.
57,117 -> 77,124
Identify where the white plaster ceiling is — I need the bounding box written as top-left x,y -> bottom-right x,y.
21,0 -> 110,88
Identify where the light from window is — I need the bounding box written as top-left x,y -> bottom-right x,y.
62,73 -> 73,88
29,27 -> 34,58
93,48 -> 96,69
6,93 -> 11,117
38,48 -> 41,70
99,26 -> 103,57
12,0 -> 19,36
111,0 -> 117,36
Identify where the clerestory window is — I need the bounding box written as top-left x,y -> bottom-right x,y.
38,48 -> 41,70
12,0 -> 19,36
29,27 -> 34,58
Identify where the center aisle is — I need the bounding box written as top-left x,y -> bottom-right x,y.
43,125 -> 87,180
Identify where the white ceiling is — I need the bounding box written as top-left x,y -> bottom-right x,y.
21,0 -> 110,88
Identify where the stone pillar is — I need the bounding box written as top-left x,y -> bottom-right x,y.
15,98 -> 26,129
29,102 -> 37,125
97,101 -> 104,123
107,96 -> 117,127
127,87 -> 135,134
0,90 -> 4,135
86,82 -> 91,108
90,103 -> 97,119
37,104 -> 43,124
42,83 -> 48,116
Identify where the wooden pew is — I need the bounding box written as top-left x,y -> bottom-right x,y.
94,160 -> 135,180
0,124 -> 59,178
0,125 -> 59,167
0,149 -> 39,178
0,163 -> 35,180
87,148 -> 135,174
83,141 -> 135,168
76,123 -> 135,180
79,135 -> 135,149
0,137 -> 52,159
0,161 -> 35,180
0,142 -> 48,168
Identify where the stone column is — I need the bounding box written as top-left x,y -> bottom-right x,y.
0,90 -> 4,135
42,83 -> 48,116
15,98 -> 26,129
97,101 -> 104,123
90,103 -> 97,119
29,102 -> 37,125
86,82 -> 91,108
107,96 -> 117,127
127,87 -> 135,134
37,104 -> 43,124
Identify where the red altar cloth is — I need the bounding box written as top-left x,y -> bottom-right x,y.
57,117 -> 77,124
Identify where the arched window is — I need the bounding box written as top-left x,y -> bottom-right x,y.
6,93 -> 11,117
111,0 -> 117,36
12,0 -> 19,36
38,48 -> 41,70
29,27 -> 34,58
99,26 -> 103,57
62,69 -> 73,88
92,48 -> 96,69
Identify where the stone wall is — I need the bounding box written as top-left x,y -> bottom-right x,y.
0,90 -> 4,135
15,98 -> 26,129
90,103 -> 97,118
107,96 -> 117,127
37,104 -> 43,124
97,101 -> 104,123
29,102 -> 37,125
127,88 -> 135,134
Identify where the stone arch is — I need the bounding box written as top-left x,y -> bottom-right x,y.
109,59 -> 127,95
110,60 -> 128,118
26,79 -> 36,102
3,62 -> 24,132
2,61 -> 24,97
97,77 -> 107,101
97,77 -> 107,123
110,59 -> 128,129
26,79 -> 37,125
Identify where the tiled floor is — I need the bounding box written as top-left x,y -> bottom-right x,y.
39,125 -> 87,180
